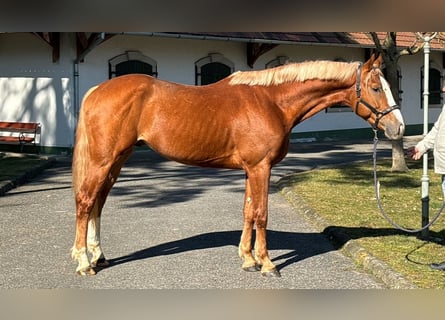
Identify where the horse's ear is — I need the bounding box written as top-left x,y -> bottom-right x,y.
364,52 -> 383,70
372,52 -> 383,68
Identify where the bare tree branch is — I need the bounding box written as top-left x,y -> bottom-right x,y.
400,45 -> 424,56
369,32 -> 384,53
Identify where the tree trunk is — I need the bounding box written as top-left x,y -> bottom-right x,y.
380,37 -> 409,172
391,139 -> 409,172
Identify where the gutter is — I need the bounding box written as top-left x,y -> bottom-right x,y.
113,32 -> 378,49
113,32 -> 445,52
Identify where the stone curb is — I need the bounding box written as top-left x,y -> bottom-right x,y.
0,154 -> 58,197
277,180 -> 417,289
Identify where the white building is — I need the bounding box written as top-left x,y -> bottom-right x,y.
0,32 -> 444,153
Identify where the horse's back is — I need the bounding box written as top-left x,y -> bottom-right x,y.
80,74 -> 288,169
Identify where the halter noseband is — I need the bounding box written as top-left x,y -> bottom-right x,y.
355,62 -> 400,130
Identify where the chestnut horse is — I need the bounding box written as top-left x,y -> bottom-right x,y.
71,53 -> 404,277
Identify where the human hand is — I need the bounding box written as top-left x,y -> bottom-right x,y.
406,146 -> 422,160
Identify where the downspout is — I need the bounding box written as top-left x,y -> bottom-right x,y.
72,59 -> 80,154
72,32 -> 106,153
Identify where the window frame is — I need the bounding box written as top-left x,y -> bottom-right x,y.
420,62 -> 443,109
195,53 -> 234,85
109,51 -> 158,79
265,56 -> 290,69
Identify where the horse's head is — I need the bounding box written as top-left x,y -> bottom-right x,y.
354,53 -> 405,140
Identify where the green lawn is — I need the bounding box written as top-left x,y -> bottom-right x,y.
280,158 -> 445,288
0,153 -> 50,182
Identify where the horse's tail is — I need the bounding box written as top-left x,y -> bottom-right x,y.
72,86 -> 97,195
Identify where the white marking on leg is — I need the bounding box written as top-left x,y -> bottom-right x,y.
87,217 -> 104,266
71,246 -> 90,273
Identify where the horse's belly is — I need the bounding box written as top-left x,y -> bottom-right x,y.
141,126 -> 241,169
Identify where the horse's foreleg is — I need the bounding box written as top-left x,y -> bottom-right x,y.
248,165 -> 280,277
239,175 -> 260,272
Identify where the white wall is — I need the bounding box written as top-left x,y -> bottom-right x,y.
0,33 -> 443,148
0,33 -> 76,148
398,51 -> 443,125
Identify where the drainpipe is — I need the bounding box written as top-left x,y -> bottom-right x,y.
72,60 -> 79,153
72,32 -> 106,152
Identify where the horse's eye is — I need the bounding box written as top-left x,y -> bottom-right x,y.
372,87 -> 381,93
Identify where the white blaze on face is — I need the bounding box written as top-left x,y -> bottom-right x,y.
380,76 -> 396,106
380,76 -> 404,125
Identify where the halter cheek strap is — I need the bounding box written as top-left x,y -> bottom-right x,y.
355,62 -> 400,130
355,62 -> 362,98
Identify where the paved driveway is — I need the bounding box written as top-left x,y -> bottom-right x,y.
0,140 -> 393,288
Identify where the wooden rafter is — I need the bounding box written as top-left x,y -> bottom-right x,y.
75,32 -> 115,63
246,42 -> 278,68
32,32 -> 60,63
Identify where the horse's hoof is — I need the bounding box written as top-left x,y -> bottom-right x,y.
76,267 -> 96,276
92,257 -> 109,268
243,264 -> 261,272
261,268 -> 281,278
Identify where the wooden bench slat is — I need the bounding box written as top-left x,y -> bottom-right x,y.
0,121 -> 41,150
0,128 -> 38,134
0,122 -> 39,130
0,136 -> 21,142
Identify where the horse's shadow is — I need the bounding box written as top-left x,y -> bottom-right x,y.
104,226 -> 434,273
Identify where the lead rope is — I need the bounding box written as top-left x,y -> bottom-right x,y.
372,129 -> 445,233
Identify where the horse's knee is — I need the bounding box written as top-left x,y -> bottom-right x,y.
254,213 -> 268,229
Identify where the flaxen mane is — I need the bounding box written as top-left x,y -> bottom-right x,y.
228,60 -> 359,86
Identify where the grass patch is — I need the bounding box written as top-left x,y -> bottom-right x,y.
282,157 -> 445,288
0,153 -> 49,182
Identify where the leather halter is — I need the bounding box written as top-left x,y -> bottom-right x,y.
355,62 -> 400,130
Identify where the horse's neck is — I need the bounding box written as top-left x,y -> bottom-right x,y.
273,79 -> 355,130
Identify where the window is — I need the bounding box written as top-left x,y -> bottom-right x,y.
109,51 -> 157,79
195,53 -> 234,85
266,56 -> 289,69
421,63 -> 443,108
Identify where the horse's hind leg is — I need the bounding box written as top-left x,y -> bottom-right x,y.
72,151 -> 131,275
87,153 -> 131,269
72,167 -> 110,275
87,201 -> 107,269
